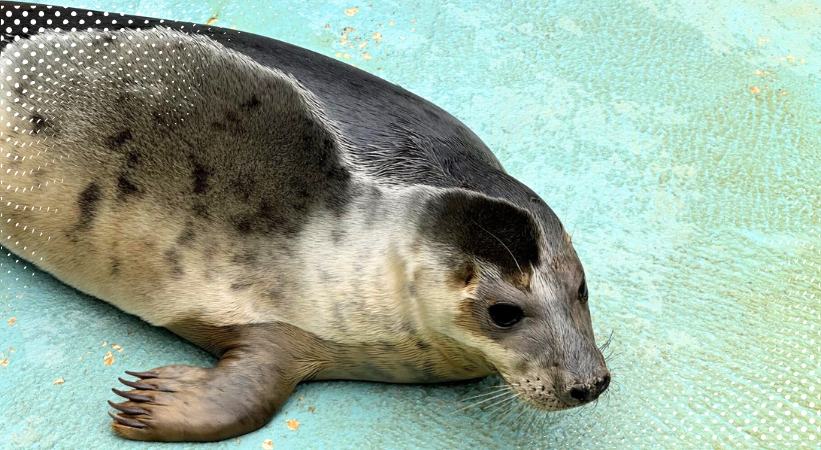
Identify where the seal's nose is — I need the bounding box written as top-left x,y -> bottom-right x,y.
566,372 -> 611,404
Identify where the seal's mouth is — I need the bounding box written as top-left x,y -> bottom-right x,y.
499,374 -> 574,411
499,370 -> 611,411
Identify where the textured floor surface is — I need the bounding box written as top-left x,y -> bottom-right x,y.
1,0 -> 820,449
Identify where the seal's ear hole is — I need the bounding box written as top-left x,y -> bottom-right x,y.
453,261 -> 477,288
463,263 -> 475,286
488,303 -> 524,328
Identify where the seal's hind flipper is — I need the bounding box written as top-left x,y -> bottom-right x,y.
108,322 -> 315,442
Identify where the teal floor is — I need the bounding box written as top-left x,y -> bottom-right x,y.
1,0 -> 820,448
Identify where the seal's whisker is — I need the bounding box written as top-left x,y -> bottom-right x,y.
482,393 -> 519,417
457,390 -> 512,411
515,404 -> 533,430
604,349 -> 622,365
482,392 -> 517,414
525,408 -> 544,432
495,398 -> 521,424
598,329 -> 615,352
459,387 -> 513,403
461,384 -> 514,396
503,400 -> 530,426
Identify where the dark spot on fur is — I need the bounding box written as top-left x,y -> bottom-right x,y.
406,282 -> 417,298
229,199 -> 290,236
331,228 -> 345,245
164,248 -> 184,278
240,95 -> 261,110
233,216 -> 253,235
231,177 -> 254,202
225,109 -> 240,123
192,202 -> 210,218
116,92 -> 135,104
192,163 -> 210,195
30,113 -> 46,133
415,340 -> 431,351
256,199 -> 286,231
230,281 -> 252,291
107,129 -> 133,148
211,121 -> 227,131
125,151 -> 141,169
75,182 -> 102,230
231,251 -> 258,266
151,111 -> 167,126
117,174 -> 140,199
110,258 -> 121,276
265,287 -> 282,301
176,225 -> 196,246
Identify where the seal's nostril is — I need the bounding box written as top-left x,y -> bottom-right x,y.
569,386 -> 590,402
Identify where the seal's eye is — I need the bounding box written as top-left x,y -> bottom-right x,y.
488,303 -> 524,328
578,279 -> 589,302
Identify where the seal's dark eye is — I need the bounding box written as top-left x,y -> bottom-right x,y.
488,303 -> 524,328
578,279 -> 589,303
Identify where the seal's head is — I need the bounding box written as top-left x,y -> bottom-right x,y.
417,188 -> 610,410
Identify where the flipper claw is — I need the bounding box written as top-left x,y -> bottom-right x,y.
108,400 -> 149,416
112,388 -> 153,403
109,412 -> 147,429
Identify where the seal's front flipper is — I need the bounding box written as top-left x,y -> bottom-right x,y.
108,323 -> 307,442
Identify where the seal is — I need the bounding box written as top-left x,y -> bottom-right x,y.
0,2 -> 610,442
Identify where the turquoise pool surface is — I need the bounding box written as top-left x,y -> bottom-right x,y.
1,0 -> 819,448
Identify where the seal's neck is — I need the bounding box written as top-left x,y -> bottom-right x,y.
285,183 -> 432,343
275,184 -> 494,383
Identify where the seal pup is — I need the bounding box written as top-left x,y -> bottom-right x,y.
0,2 -> 610,441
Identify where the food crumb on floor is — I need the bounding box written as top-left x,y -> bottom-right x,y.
286,419 -> 300,431
53,377 -> 65,385
103,351 -> 115,366
261,438 -> 274,449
